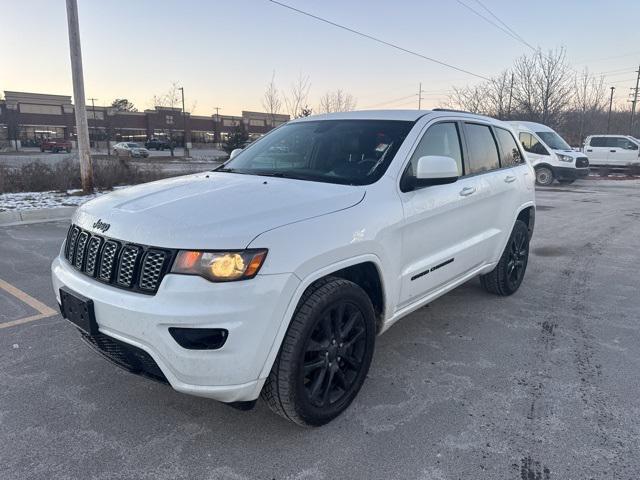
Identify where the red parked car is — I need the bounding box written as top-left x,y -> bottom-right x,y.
40,138 -> 72,153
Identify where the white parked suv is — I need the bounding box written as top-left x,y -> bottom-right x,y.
52,110 -> 535,426
509,121 -> 590,186
583,134 -> 640,167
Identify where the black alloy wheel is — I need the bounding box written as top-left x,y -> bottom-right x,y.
480,219 -> 530,296
261,277 -> 376,426
506,226 -> 528,291
301,300 -> 367,408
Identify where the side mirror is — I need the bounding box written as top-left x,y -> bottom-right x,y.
415,155 -> 459,186
229,148 -> 243,160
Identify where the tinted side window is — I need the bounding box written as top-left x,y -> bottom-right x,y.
465,123 -> 500,174
519,132 -> 548,155
409,122 -> 463,176
590,137 -> 607,147
495,128 -> 523,166
609,137 -> 638,150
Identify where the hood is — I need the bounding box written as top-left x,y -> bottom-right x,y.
74,172 -> 366,249
552,149 -> 584,158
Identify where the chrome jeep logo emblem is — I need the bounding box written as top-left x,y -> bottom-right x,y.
93,219 -> 111,233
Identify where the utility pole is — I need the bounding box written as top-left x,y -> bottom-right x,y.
179,87 -> 189,158
629,65 -> 640,136
607,86 -> 615,134
65,0 -> 93,193
507,72 -> 514,119
88,97 -> 97,149
417,83 -> 424,110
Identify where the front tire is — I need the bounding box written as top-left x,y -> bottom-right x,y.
535,166 -> 554,186
480,220 -> 530,296
261,277 -> 376,427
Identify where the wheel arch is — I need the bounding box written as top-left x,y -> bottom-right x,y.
258,255 -> 387,380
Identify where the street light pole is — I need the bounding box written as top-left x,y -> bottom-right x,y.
65,0 -> 93,193
179,87 -> 189,158
607,86 -> 615,134
214,106 -> 221,146
89,97 -> 98,149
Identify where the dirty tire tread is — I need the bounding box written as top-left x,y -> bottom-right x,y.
261,276 -> 373,426
480,220 -> 529,296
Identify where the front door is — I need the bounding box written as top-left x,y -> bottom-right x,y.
397,120 -> 500,308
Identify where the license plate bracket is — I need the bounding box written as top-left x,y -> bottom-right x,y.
59,287 -> 98,335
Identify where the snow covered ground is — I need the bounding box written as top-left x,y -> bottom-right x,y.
0,188 -> 122,212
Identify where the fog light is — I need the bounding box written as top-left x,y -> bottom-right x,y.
169,327 -> 228,350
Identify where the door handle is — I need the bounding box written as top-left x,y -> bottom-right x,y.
504,175 -> 517,183
586,149 -> 593,152
610,150 -> 616,153
459,186 -> 476,197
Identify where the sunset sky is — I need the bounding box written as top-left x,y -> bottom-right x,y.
3,0 -> 640,116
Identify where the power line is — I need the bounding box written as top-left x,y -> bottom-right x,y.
362,94 -> 417,109
470,0 -> 533,50
268,0 -> 491,81
455,0 -> 536,52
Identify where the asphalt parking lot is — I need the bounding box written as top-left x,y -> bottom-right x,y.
1,179 -> 639,480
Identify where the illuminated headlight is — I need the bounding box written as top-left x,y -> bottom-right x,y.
171,249 -> 267,282
557,153 -> 573,163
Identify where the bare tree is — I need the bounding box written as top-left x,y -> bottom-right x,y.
152,81 -> 181,109
151,81 -> 182,156
535,48 -> 573,126
573,68 -> 607,142
262,72 -> 282,127
284,74 -> 311,118
318,89 -> 357,113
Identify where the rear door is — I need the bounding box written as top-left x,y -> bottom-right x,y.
585,136 -> 610,165
492,127 -> 528,260
607,137 -> 639,165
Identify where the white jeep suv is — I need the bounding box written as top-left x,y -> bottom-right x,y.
52,110 -> 535,426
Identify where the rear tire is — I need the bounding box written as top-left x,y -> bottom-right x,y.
261,277 -> 376,427
480,220 -> 530,296
535,166 -> 554,186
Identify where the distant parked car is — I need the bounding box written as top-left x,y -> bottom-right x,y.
40,138 -> 72,153
113,142 -> 149,158
583,135 -> 640,167
145,138 -> 170,150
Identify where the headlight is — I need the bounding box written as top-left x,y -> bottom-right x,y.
171,249 -> 267,282
557,153 -> 573,163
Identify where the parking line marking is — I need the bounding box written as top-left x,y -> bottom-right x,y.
0,278 -> 58,329
0,313 -> 55,330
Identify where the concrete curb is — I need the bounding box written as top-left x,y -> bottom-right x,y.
0,207 -> 76,227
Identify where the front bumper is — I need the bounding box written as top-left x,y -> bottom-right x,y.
52,255 -> 300,402
552,166 -> 589,180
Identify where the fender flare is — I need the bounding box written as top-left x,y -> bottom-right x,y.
257,253 -> 386,380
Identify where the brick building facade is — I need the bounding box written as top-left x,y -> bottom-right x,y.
0,91 -> 289,148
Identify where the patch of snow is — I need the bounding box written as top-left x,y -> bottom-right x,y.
0,187 -> 128,212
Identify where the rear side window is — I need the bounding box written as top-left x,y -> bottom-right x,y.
495,128 -> 523,166
608,137 -> 638,150
408,122 -> 463,176
589,137 -> 607,147
464,123 -> 500,174
519,132 -> 549,155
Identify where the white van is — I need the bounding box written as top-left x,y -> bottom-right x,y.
509,121 -> 590,186
583,135 -> 640,167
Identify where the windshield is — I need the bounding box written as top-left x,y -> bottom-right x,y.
219,120 -> 414,185
536,131 -> 571,150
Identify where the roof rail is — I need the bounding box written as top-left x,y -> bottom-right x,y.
431,108 -> 478,115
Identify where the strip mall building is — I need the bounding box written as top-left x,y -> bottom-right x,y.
0,91 -> 289,148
